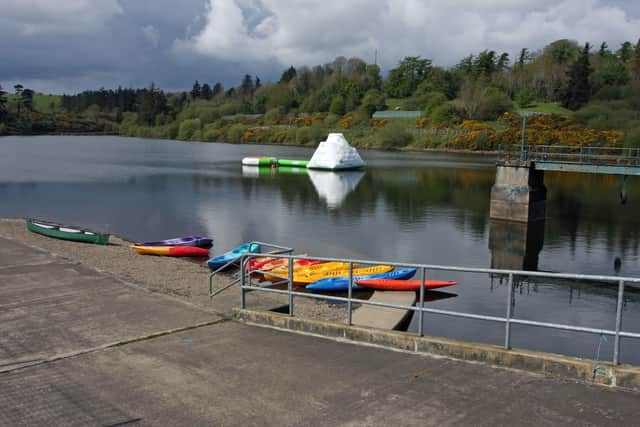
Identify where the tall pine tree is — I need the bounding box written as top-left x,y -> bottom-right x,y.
0,85 -> 7,120
190,80 -> 201,99
562,43 -> 592,110
212,82 -> 223,98
240,74 -> 254,97
632,39 -> 640,81
201,83 -> 212,100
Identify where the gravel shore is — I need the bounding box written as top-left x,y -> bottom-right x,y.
0,218 -> 348,321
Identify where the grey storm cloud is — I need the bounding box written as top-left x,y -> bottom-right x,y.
1,0 -> 639,93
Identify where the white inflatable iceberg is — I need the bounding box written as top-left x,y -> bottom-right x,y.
307,133 -> 365,170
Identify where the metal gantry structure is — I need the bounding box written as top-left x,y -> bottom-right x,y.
502,144 -> 640,176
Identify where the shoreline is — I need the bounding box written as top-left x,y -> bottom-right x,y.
2,132 -> 501,157
0,217 -> 350,322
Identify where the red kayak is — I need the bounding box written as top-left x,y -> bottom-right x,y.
247,255 -> 320,272
355,279 -> 458,291
132,245 -> 210,257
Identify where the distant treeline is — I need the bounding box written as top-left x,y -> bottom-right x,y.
2,38 -> 640,150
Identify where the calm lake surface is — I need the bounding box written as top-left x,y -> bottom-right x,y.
1,135 -> 639,363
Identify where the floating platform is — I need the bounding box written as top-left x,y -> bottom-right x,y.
277,159 -> 309,168
242,157 -> 277,167
242,157 -> 308,168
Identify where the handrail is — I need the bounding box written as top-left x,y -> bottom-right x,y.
238,253 -> 640,365
499,144 -> 640,166
208,241 -> 293,297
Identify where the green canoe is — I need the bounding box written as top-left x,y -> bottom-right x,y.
26,219 -> 110,244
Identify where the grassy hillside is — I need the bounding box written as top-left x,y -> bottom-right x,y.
33,93 -> 62,112
6,93 -> 62,112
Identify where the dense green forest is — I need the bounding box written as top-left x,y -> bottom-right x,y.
1,38 -> 639,150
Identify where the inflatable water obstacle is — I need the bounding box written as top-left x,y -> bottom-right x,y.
241,133 -> 365,171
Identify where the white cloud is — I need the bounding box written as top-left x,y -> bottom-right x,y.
142,25 -> 161,47
0,0 -> 123,35
176,0 -> 640,68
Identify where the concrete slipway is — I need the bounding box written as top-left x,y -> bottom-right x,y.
1,225 -> 639,426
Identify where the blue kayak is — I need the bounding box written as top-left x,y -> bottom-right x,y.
207,243 -> 260,270
307,268 -> 417,292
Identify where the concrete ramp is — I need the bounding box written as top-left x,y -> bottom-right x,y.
352,291 -> 415,330
0,237 -> 219,370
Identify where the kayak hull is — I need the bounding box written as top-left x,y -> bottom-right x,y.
207,243 -> 261,270
26,219 -> 109,244
264,262 -> 356,282
132,245 -> 210,257
247,255 -> 318,272
136,236 -> 212,248
268,264 -> 393,285
355,279 -> 458,291
307,268 -> 418,292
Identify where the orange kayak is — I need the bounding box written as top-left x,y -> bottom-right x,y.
132,245 -> 210,257
355,279 -> 458,291
247,254 -> 318,272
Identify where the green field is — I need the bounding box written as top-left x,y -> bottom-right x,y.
6,93 -> 62,112
33,94 -> 62,112
513,102 -> 572,116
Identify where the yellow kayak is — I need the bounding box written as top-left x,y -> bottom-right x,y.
268,264 -> 393,285
296,265 -> 393,285
264,262 -> 354,282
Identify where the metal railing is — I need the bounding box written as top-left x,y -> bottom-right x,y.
239,253 -> 640,365
501,144 -> 640,166
208,242 -> 293,297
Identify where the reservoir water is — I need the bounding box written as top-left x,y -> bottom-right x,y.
1,135 -> 639,364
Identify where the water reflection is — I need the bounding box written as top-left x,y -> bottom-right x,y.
2,136 -> 640,364
307,170 -> 365,209
488,220 -> 545,271
241,166 -> 365,210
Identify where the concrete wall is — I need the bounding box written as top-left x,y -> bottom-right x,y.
235,309 -> 640,391
490,161 -> 547,222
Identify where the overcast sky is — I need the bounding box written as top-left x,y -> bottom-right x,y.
1,0 -> 639,93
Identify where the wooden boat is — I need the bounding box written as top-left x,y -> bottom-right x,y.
26,219 -> 109,244
132,245 -> 209,257
136,236 -> 212,248
207,243 -> 261,270
307,268 -> 417,292
264,262 -> 354,282
355,279 -> 458,291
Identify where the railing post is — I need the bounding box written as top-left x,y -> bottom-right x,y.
504,273 -> 514,350
240,256 -> 246,309
613,279 -> 625,365
288,256 -> 294,316
347,262 -> 353,326
520,116 -> 527,161
417,267 -> 426,337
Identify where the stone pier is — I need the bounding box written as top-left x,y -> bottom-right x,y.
490,161 -> 547,223
488,220 -> 545,271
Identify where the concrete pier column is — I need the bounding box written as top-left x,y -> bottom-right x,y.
490,161 -> 546,223
489,220 -> 545,271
